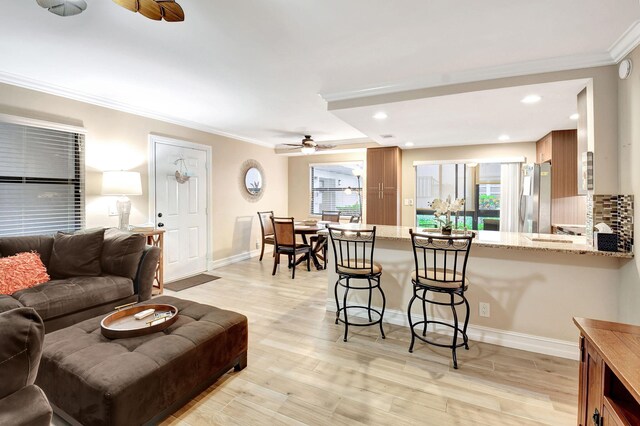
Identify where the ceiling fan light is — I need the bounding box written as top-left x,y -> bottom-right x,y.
36,0 -> 65,8
48,0 -> 87,16
301,146 -> 315,155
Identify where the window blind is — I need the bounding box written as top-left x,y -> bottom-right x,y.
0,121 -> 85,236
309,163 -> 363,216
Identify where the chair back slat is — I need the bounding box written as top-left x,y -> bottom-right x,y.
258,211 -> 274,236
410,229 -> 473,288
272,217 -> 296,247
328,227 -> 376,274
349,215 -> 361,223
322,211 -> 341,223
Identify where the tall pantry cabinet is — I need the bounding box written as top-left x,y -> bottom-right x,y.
366,147 -> 402,225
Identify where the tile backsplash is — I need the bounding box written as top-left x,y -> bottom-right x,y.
586,194 -> 634,252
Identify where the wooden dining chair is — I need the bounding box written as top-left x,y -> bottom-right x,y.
310,211 -> 340,269
257,211 -> 275,261
349,215 -> 361,223
321,211 -> 341,222
271,217 -> 311,279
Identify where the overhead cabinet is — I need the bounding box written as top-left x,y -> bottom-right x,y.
366,147 -> 402,225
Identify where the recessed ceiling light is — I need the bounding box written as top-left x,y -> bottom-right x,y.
405,141 -> 414,147
569,113 -> 580,120
521,95 -> 542,104
498,134 -> 510,141
373,112 -> 388,120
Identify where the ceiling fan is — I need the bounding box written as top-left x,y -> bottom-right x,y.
36,0 -> 185,21
282,135 -> 336,154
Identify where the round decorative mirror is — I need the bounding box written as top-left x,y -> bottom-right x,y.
244,167 -> 262,195
239,159 -> 265,202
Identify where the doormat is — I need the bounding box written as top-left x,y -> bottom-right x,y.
165,274 -> 221,292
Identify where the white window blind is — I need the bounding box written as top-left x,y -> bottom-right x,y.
0,121 -> 85,236
309,162 -> 363,216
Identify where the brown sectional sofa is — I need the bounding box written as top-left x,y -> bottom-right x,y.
0,307 -> 52,426
0,228 -> 160,332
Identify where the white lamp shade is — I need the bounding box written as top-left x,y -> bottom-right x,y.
300,146 -> 315,155
102,171 -> 142,196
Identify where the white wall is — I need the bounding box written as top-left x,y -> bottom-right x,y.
0,82 -> 288,265
618,47 -> 640,325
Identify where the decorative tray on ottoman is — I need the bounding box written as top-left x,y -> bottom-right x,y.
100,304 -> 179,339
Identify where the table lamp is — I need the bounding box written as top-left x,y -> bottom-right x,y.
102,171 -> 143,230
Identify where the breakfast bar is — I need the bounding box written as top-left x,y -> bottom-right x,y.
323,225 -> 632,359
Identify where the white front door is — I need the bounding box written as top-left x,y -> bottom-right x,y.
154,142 -> 208,282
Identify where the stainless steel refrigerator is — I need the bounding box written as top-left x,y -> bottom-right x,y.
519,163 -> 552,234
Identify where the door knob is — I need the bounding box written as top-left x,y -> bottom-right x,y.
158,212 -> 163,218
157,222 -> 165,228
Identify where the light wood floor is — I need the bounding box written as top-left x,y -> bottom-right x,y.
155,258 -> 579,426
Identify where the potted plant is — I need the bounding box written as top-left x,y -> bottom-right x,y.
430,196 -> 465,235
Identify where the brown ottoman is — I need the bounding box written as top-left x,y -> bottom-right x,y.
36,296 -> 248,426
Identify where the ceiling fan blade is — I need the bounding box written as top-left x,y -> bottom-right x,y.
36,0 -> 65,8
112,0 -> 139,12
282,144 -> 304,147
138,0 -> 162,20
159,1 -> 184,22
316,145 -> 337,151
49,0 -> 87,16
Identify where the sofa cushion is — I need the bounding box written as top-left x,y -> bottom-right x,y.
0,295 -> 23,314
0,235 -> 54,267
0,252 -> 50,295
0,385 -> 52,426
48,228 -> 105,279
0,307 -> 45,400
101,228 -> 146,280
12,276 -> 134,321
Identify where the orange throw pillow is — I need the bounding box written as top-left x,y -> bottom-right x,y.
0,252 -> 50,295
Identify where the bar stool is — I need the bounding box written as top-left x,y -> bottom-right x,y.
327,226 -> 386,342
407,229 -> 473,369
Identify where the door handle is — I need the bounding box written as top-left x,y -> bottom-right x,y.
157,222 -> 165,228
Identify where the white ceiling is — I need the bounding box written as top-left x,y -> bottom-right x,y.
1,1 -> 639,147
331,79 -> 590,148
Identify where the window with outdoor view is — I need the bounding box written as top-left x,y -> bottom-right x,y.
0,119 -> 85,236
309,162 -> 363,216
415,162 -> 512,231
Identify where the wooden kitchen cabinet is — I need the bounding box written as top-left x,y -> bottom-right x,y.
574,318 -> 640,426
366,147 -> 402,225
537,133 -> 553,163
536,130 -> 585,226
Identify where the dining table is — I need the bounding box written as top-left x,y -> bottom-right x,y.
294,221 -> 338,270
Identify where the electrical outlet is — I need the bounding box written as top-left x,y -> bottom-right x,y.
479,302 -> 490,318
404,198 -> 414,206
255,240 -> 260,249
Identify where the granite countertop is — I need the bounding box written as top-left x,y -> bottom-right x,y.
320,224 -> 633,259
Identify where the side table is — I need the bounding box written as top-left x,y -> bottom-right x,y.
138,229 -> 165,295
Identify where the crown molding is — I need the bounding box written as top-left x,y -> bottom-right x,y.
0,71 -> 274,148
609,20 -> 640,62
321,52 -> 614,103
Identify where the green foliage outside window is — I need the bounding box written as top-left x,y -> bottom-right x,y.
479,194 -> 500,210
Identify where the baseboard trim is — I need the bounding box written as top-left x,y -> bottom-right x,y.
209,247 -> 271,270
326,299 -> 579,360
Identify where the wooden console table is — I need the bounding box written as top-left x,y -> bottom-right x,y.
574,317 -> 640,425
138,229 -> 165,295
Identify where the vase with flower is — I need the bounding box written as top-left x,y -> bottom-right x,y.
430,196 -> 465,236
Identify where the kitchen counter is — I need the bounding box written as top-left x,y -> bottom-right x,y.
321,224 -> 633,258
323,223 -> 630,358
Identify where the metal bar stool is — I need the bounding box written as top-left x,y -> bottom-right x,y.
407,229 -> 473,369
327,226 -> 386,342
